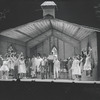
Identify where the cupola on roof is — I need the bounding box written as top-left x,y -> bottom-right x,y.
41,1 -> 57,18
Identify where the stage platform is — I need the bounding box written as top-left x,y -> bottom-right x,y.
0,78 -> 100,84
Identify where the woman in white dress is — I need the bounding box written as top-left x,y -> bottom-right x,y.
18,54 -> 26,79
0,55 -> 10,79
83,48 -> 92,77
71,56 -> 81,80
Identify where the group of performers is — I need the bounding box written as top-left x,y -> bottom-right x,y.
0,46 -> 94,80
61,46 -> 93,80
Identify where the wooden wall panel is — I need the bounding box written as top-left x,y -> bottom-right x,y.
54,37 -> 57,47
74,46 -> 80,55
43,38 -> 50,56
30,37 -> 50,57
58,39 -> 64,60
37,43 -> 43,57
14,44 -> 26,56
81,32 -> 98,81
50,36 -> 54,49
27,47 -> 31,57
30,46 -> 37,58
0,41 -> 8,56
80,37 -> 88,50
53,29 -> 79,47
65,42 -> 74,59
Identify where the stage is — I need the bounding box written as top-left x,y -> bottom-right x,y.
0,78 -> 100,84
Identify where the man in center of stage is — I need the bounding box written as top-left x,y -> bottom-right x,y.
53,55 -> 60,79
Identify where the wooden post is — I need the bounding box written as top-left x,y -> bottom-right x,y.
63,41 -> 65,59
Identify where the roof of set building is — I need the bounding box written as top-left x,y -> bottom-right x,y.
0,1 -> 100,47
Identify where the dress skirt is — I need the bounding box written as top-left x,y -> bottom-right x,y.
83,56 -> 91,70
18,64 -> 26,74
72,66 -> 81,75
0,65 -> 9,71
71,59 -> 81,76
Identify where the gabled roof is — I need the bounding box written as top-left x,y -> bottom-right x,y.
41,1 -> 56,7
0,18 -> 99,47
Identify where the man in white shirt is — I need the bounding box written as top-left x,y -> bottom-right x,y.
53,55 -> 60,79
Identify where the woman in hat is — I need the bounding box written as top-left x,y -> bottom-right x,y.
71,56 -> 81,80
18,54 -> 26,79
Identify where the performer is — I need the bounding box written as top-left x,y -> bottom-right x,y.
81,48 -> 87,67
71,56 -> 81,80
26,57 -> 32,78
67,57 -> 73,80
40,55 -> 48,79
31,55 -> 37,78
53,55 -> 60,79
83,47 -> 92,77
35,53 -> 42,77
0,55 -> 10,79
18,53 -> 26,79
79,55 -> 84,73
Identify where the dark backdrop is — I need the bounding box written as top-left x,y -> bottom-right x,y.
0,0 -> 99,32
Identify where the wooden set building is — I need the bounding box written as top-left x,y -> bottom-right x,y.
0,1 -> 100,81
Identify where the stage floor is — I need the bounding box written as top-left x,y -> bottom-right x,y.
0,78 -> 100,84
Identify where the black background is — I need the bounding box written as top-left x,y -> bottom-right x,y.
0,80 -> 100,100
0,0 -> 99,32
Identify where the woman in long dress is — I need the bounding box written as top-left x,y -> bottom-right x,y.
0,55 -> 10,79
71,56 -> 81,80
83,50 -> 92,77
18,55 -> 26,79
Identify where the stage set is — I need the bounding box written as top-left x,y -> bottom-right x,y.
0,1 -> 100,83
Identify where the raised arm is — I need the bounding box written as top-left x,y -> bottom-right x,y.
16,53 -> 22,61
0,55 -> 4,61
